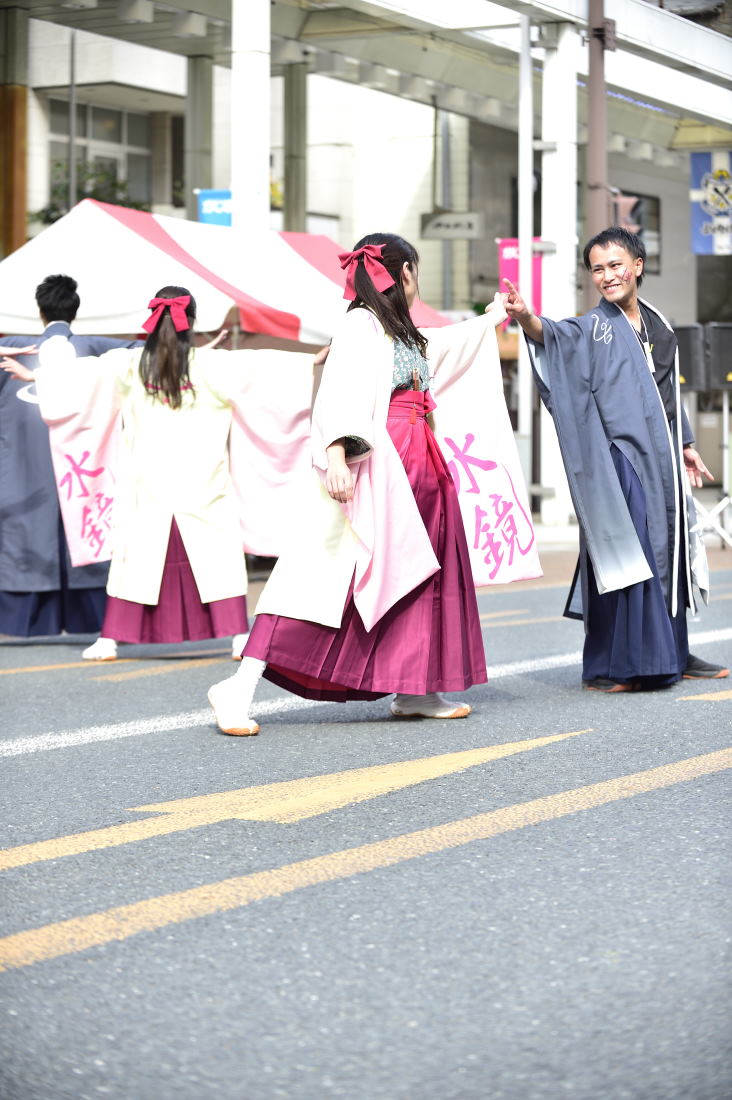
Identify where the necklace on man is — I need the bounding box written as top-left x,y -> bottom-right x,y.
632,311 -> 655,374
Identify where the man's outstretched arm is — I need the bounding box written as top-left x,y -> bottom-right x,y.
501,278 -> 544,344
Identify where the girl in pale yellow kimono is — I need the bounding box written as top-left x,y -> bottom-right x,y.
16,288 -> 250,660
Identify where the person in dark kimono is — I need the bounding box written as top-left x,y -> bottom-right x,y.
0,274 -> 141,638
503,227 -> 728,692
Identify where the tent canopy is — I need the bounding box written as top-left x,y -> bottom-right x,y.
0,200 -> 449,341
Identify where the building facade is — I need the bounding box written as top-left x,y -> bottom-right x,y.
2,0 -> 731,516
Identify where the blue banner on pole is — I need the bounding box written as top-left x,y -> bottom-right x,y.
689,152 -> 732,255
197,189 -> 232,226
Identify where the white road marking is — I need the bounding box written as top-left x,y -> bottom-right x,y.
0,697 -> 325,758
2,627 -> 731,759
488,651 -> 581,678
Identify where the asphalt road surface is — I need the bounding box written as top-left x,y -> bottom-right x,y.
1,549 -> 731,1100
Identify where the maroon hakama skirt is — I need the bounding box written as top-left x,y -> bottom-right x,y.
101,520 -> 248,644
243,389 -> 487,700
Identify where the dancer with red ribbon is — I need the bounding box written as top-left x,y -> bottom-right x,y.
338,243 -> 396,299
207,233 -> 526,736
8,286 -> 250,661
142,293 -> 192,335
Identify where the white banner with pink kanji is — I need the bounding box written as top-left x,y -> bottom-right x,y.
431,315 -> 542,588
43,318 -> 541,589
54,439 -> 118,564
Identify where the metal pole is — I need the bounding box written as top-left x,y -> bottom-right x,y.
68,30 -> 76,211
538,22 -> 579,526
283,62 -> 307,232
185,56 -> 213,220
440,110 -> 452,311
517,14 -> 534,445
723,389 -> 730,531
431,100 -> 438,211
586,0 -> 609,239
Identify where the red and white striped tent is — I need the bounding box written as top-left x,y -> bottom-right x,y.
0,199 -> 449,341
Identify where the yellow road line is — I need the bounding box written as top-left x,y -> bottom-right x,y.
0,650 -> 229,677
479,609 -> 528,621
481,615 -> 564,629
160,648 -> 229,658
93,657 -> 226,682
0,731 -> 589,871
0,659 -> 135,675
677,688 -> 732,702
0,745 -> 729,972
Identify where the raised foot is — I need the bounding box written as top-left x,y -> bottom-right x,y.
207,681 -> 259,736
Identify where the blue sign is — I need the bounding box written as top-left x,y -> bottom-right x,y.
690,152 -> 732,255
197,189 -> 232,226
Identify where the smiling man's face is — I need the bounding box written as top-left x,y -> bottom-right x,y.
588,242 -> 644,311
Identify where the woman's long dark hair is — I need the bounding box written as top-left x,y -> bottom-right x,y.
139,285 -> 196,409
347,233 -> 427,357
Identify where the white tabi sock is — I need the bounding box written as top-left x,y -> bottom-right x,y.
208,658 -> 266,736
231,632 -> 250,660
82,637 -> 118,661
233,655 -> 266,696
390,692 -> 471,719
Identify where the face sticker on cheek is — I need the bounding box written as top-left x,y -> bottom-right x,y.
620,268 -> 633,283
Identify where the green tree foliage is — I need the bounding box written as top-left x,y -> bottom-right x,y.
30,159 -> 151,225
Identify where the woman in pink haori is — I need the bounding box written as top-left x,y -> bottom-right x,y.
2,287 -> 312,661
208,233 -> 536,736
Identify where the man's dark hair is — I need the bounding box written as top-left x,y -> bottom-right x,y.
35,274 -> 80,323
582,227 -> 647,287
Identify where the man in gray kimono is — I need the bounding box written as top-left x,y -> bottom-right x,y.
503,227 -> 728,691
0,274 -> 140,637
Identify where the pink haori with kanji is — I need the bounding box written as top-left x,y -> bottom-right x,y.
432,351 -> 541,587
56,450 -> 115,561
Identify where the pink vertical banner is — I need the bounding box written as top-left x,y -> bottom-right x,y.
50,428 -> 119,566
497,238 -> 542,324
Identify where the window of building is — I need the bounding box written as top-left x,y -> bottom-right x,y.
48,98 -> 152,208
91,107 -> 122,144
49,100 -> 87,138
127,153 -> 150,204
127,113 -> 150,148
612,191 -> 661,275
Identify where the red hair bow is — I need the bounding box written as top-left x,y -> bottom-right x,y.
337,244 -> 395,301
143,295 -> 191,334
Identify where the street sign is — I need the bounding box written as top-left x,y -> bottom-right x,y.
496,237 -> 542,316
420,210 -> 484,240
196,188 -> 232,226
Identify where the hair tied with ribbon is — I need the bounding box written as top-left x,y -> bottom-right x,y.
143,295 -> 191,334
337,244 -> 395,302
